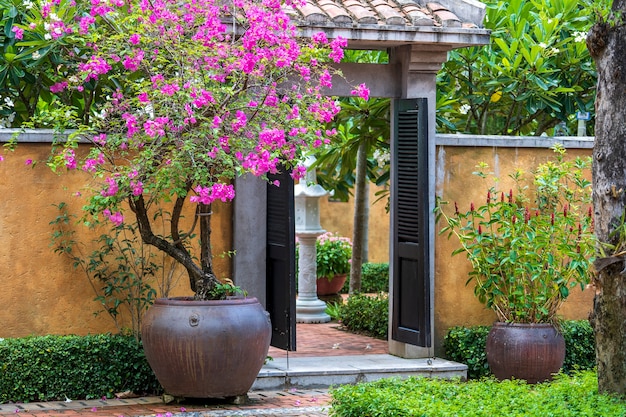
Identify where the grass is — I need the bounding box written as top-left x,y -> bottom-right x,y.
329,371 -> 626,416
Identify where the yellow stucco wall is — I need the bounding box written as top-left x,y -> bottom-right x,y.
0,143 -> 231,338
433,145 -> 594,352
319,187 -> 390,263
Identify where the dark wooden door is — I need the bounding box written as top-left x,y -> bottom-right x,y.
266,170 -> 296,350
391,98 -> 431,347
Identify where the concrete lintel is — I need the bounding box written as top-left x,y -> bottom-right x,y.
331,63 -> 400,98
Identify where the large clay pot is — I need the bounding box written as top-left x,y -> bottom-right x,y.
486,322 -> 565,383
316,273 -> 347,295
141,297 -> 271,398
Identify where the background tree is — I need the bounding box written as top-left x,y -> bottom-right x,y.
587,3 -> 626,396
438,0 -> 607,136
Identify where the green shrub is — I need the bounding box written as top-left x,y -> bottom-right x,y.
0,334 -> 160,403
444,320 -> 596,380
443,325 -> 490,379
340,262 -> 389,293
339,293 -> 388,339
561,320 -> 596,373
329,371 -> 625,417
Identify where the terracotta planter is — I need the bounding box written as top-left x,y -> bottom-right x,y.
141,297 -> 271,398
486,322 -> 565,383
316,273 -> 347,295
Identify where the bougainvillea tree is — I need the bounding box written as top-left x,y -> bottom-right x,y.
3,0 -> 367,299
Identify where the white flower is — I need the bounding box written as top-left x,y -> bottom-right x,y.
574,31 -> 587,43
4,97 -> 14,107
50,12 -> 60,21
44,33 -> 52,40
550,48 -> 560,55
373,149 -> 390,169
459,104 -> 471,115
538,42 -> 548,49
23,0 -> 33,8
32,51 -> 41,59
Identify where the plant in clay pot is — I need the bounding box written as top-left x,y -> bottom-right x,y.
435,145 -> 596,382
3,0 -> 367,399
314,232 -> 351,295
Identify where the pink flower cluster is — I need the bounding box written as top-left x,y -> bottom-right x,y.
6,0 -> 361,235
190,183 -> 236,204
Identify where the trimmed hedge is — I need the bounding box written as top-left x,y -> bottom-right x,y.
339,293 -> 388,339
340,262 -> 389,293
444,320 -> 596,379
0,334 -> 160,403
329,371 -> 625,417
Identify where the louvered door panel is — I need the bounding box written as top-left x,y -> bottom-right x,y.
391,98 -> 431,347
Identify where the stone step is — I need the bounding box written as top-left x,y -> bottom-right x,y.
252,354 -> 467,391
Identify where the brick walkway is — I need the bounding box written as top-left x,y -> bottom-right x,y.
0,322 -> 386,417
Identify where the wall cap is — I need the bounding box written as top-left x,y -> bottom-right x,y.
436,133 -> 594,149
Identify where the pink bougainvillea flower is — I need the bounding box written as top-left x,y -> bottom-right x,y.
63,149 -> 77,169
351,83 -> 370,101
190,183 -> 235,204
11,26 -> 24,40
103,209 -> 123,226
50,81 -> 68,93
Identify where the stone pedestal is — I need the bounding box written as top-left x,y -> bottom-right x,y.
295,232 -> 330,323
294,156 -> 330,324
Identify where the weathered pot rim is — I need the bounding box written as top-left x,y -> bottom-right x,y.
492,321 -> 558,328
154,297 -> 259,306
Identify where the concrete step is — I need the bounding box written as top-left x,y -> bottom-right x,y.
252,354 -> 468,391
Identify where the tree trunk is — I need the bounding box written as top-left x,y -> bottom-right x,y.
130,195 -> 219,300
349,140 -> 368,294
588,7 -> 626,396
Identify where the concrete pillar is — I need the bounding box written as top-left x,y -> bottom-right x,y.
233,174 -> 267,307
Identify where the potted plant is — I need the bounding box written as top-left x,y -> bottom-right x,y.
436,145 -> 595,383
315,232 -> 352,295
5,0 -> 367,400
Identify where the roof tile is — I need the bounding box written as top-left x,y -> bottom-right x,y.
290,0 -> 472,29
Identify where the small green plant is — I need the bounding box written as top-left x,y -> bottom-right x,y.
315,232 -> 352,280
0,334 -> 160,403
436,145 -> 595,324
444,321 -> 596,380
50,202 -> 181,340
207,282 -> 245,300
329,371 -> 625,417
325,301 -> 343,321
339,293 -> 388,339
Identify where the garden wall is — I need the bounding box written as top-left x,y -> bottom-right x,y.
0,131 -> 595,356
0,131 -> 231,338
